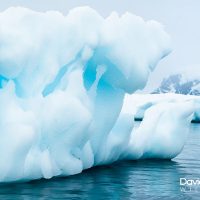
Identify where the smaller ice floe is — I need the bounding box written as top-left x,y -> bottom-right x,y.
123,93 -> 200,123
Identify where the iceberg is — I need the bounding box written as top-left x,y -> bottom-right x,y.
0,6 -> 195,183
126,93 -> 200,122
123,95 -> 200,159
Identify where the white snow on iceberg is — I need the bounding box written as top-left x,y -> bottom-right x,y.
0,6 -> 194,183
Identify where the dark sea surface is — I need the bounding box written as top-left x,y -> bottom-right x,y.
0,123 -> 199,200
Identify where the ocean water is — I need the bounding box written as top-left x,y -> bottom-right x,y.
0,123 -> 199,200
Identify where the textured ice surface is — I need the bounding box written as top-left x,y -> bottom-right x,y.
0,6 -> 194,182
123,94 -> 200,159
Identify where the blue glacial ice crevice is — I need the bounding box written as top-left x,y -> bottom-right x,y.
0,6 -> 193,183
42,49 -> 84,97
0,75 -> 8,88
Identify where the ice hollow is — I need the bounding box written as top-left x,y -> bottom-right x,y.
0,6 -> 191,183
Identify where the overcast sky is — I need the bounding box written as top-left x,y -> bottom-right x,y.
0,0 -> 199,91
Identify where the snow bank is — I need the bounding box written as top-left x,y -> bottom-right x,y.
0,6 -> 192,183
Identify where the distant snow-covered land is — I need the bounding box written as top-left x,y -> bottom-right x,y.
152,69 -> 200,95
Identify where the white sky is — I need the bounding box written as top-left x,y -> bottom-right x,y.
0,0 -> 200,91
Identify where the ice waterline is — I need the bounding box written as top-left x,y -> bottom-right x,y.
0,6 -> 197,182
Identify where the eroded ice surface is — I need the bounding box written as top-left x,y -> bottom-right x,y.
0,6 -> 195,183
